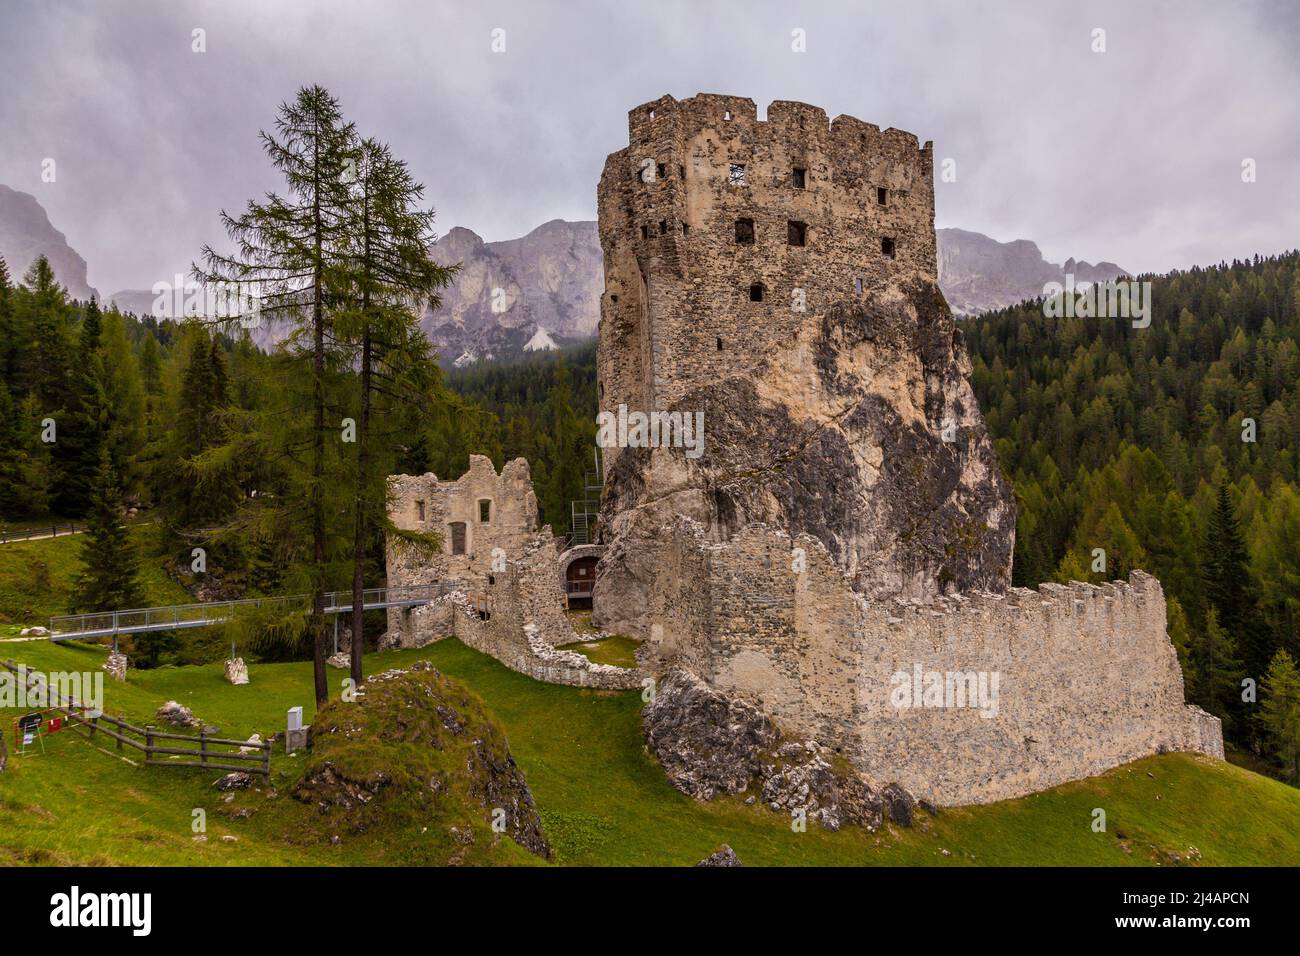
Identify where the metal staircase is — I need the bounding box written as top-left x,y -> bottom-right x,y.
566,448 -> 604,547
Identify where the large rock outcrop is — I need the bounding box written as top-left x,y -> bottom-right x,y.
423,221 -> 601,366
937,227 -> 1128,317
596,277 -> 1015,635
644,668 -> 910,832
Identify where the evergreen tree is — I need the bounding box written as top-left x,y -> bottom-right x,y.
0,257 -> 16,386
1250,484 -> 1300,659
1202,483 -> 1266,677
538,356 -> 586,535
0,382 -> 21,517
1259,649 -> 1300,784
71,448 -> 145,613
335,135 -> 456,685
1190,608 -> 1244,732
10,395 -> 53,516
97,310 -> 146,498
13,256 -> 73,409
51,296 -> 105,517
197,85 -> 356,705
159,328 -> 240,555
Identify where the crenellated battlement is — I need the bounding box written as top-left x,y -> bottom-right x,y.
623,93 -> 931,164
597,92 -> 939,431
640,517 -> 1223,806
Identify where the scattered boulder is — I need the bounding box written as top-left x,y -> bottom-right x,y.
103,653 -> 128,682
214,771 -> 253,791
224,657 -> 249,685
695,844 -> 742,867
883,783 -> 916,827
643,668 -> 778,800
326,652 -> 351,669
238,734 -> 263,755
20,626 -> 49,636
156,700 -> 201,727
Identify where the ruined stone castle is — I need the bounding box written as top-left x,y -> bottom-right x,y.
593,93 -> 1015,635
387,93 -> 1223,807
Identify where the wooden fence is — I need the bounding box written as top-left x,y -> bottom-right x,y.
0,523 -> 83,544
1,659 -> 270,775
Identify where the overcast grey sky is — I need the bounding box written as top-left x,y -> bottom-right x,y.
1,0 -> 1297,295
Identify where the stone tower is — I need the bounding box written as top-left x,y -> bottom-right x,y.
593,94 -> 1015,635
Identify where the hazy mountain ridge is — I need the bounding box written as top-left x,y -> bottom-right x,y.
2,186 -> 1129,363
422,220 -> 601,366
425,222 -> 1129,362
0,184 -> 98,301
937,227 -> 1128,316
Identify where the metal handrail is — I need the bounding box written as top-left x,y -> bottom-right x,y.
46,583 -> 443,640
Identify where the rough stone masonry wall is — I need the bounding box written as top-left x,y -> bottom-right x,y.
592,94 -> 1014,635
644,519 -> 1223,806
386,455 -> 539,641
387,455 -> 538,584
451,535 -> 642,690
385,532 -> 641,691
385,459 -> 640,690
597,93 -> 937,420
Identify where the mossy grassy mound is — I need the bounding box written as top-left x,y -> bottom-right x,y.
227,661 -> 550,866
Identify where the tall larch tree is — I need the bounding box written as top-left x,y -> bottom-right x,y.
336,136 -> 455,685
196,85 -> 356,705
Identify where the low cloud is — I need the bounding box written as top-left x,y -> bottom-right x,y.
0,0 -> 1295,293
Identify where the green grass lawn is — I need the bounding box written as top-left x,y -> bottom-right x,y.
555,635 -> 640,668
0,524 -> 190,629
2,637 -> 1297,866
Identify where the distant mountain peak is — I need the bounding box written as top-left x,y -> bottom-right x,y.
423,219 -> 600,366
937,227 -> 1128,316
0,184 -> 98,301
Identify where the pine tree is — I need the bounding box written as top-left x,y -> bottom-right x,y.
0,381 -> 21,517
71,448 -> 145,613
1259,649 -> 1300,784
539,356 -> 585,535
51,296 -> 105,517
1191,608 -> 1245,731
160,328 -> 239,554
1202,482 -> 1267,678
335,135 -> 456,685
13,256 -> 73,409
0,257 -> 16,387
10,395 -> 53,516
97,310 -> 146,498
196,86 -> 356,705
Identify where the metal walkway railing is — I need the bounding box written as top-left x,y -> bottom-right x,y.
45,584 -> 442,642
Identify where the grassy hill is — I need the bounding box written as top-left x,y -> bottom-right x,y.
0,523 -> 190,628
2,637 -> 1296,866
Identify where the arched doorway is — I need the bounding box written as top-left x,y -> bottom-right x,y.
564,556 -> 599,609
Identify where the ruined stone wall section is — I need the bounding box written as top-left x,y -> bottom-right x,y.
454,537 -> 642,690
384,524 -> 642,690
386,455 -> 539,641
647,518 -> 1223,806
597,92 -> 937,455
387,455 -> 538,584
